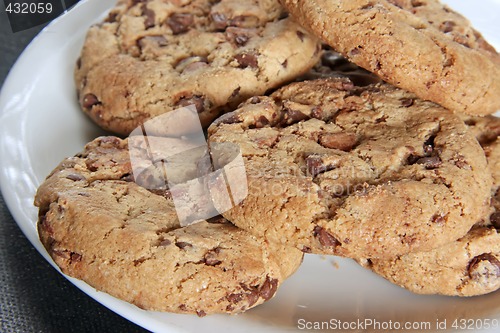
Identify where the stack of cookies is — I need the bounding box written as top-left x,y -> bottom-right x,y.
35,0 -> 500,316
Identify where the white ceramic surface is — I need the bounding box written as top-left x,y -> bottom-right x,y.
1,1 -> 500,332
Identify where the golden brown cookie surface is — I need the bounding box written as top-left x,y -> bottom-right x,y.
281,0 -> 500,115
208,78 -> 492,259
35,137 -> 303,315
75,0 -> 321,135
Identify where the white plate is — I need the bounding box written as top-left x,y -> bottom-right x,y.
1,1 -> 500,332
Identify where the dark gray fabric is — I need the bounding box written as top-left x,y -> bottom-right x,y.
0,8 -> 149,333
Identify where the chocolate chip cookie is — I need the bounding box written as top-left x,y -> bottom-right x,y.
34,137 -> 303,315
358,119 -> 500,296
208,78 -> 492,259
75,0 -> 320,135
281,0 -> 500,115
359,226 -> 500,296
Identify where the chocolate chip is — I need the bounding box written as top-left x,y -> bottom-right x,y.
159,239 -> 171,247
468,253 -> 500,279
319,133 -> 358,151
441,20 -> 456,33
415,156 -> 442,169
211,12 -> 227,30
175,56 -> 209,73
137,35 -> 168,51
249,96 -> 261,104
105,12 -> 118,23
70,253 -> 82,262
133,258 -> 146,266
82,94 -> 100,109
464,118 -> 477,126
175,242 -> 192,249
311,107 -> 323,120
66,174 -> 85,181
313,226 -> 340,248
306,155 -> 324,177
285,109 -> 310,126
235,53 -> 258,69
142,7 -> 155,29
245,289 -> 260,307
454,154 -> 471,170
131,0 -> 148,5
408,135 -> 441,168
305,155 -> 336,177
196,310 -> 206,317
431,214 -> 446,224
296,30 -> 306,42
227,293 -> 244,304
490,212 -> 500,229
302,246 -> 312,253
85,159 -> 98,172
167,13 -> 194,35
401,98 -> 414,107
61,160 -> 77,168
175,95 -> 206,113
100,136 -> 121,145
255,116 -> 270,128
76,57 -> 82,69
349,47 -> 362,56
340,81 -> 356,92
203,249 -> 222,266
203,257 -> 222,266
53,249 -> 71,260
259,277 -> 278,301
215,113 -> 241,125
225,27 -> 252,46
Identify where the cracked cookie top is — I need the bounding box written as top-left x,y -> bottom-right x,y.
208,78 -> 492,259
75,0 -> 320,135
281,0 -> 500,115
359,120 -> 500,296
34,136 -> 303,315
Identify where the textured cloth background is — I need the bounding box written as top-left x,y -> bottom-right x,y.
0,6 -> 150,333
